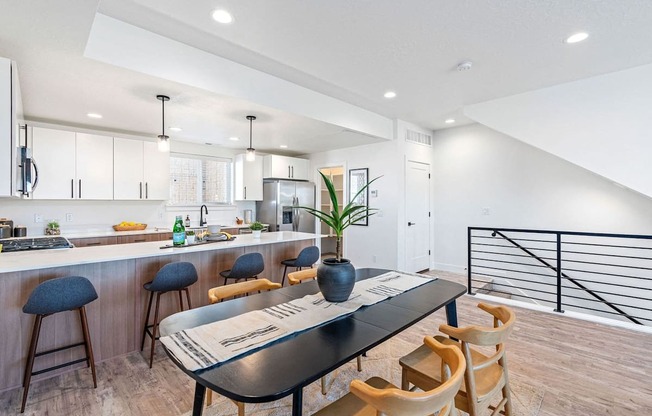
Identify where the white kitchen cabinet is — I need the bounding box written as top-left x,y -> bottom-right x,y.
114,137 -> 169,200
234,153 -> 263,201
32,128 -> 113,200
263,154 -> 310,180
75,133 -> 113,199
0,57 -> 21,198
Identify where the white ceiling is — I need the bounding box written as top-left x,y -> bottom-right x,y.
1,0 -> 652,155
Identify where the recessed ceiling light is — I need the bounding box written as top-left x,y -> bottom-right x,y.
565,32 -> 589,44
445,119 -> 456,124
169,127 -> 182,132
87,113 -> 102,119
384,91 -> 396,99
280,145 -> 288,148
212,9 -> 233,24
229,137 -> 239,141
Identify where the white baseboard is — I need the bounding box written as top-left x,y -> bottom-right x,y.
431,262 -> 466,274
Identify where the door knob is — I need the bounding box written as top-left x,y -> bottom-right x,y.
408,222 -> 416,226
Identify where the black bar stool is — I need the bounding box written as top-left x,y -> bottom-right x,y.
141,261 -> 198,368
21,276 -> 99,413
220,252 -> 265,285
280,245 -> 319,286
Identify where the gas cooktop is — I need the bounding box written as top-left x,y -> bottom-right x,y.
0,236 -> 74,253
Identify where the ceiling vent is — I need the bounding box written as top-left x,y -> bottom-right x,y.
405,128 -> 432,147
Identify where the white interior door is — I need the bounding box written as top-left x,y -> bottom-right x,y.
406,160 -> 431,272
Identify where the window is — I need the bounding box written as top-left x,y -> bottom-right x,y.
169,154 -> 232,205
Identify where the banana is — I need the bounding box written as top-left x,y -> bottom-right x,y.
220,231 -> 233,239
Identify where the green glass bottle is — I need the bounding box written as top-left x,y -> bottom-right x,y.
172,215 -> 186,246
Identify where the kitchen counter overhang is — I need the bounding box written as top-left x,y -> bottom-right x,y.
0,231 -> 319,273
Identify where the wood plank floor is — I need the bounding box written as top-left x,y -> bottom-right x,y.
2,270 -> 652,415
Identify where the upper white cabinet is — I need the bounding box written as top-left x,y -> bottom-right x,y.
234,154 -> 263,201
32,127 -> 113,200
0,57 -> 21,197
263,155 -> 310,180
114,138 -> 169,200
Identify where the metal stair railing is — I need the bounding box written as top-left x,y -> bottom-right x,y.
468,227 -> 652,325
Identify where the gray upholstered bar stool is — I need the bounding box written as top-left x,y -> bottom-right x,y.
280,245 -> 319,286
220,252 -> 265,286
141,261 -> 198,368
21,276 -> 98,413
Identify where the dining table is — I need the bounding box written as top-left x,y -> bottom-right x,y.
159,268 -> 467,416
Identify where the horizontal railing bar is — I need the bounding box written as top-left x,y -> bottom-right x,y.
562,249 -> 652,262
472,273 -> 556,287
561,276 -> 652,291
472,249 -> 557,261
471,242 -> 556,252
489,282 -> 652,312
471,234 -> 557,245
469,227 -> 652,241
472,257 -> 550,268
562,267 -> 651,281
471,264 -> 556,279
561,258 -> 652,271
562,240 -> 652,251
565,288 -> 652,303
560,304 -> 647,321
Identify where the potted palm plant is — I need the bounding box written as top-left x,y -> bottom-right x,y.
300,170 -> 380,302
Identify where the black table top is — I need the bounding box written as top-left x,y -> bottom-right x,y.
159,268 -> 466,404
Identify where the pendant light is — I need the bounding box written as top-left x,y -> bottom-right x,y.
246,115 -> 256,161
157,95 -> 170,152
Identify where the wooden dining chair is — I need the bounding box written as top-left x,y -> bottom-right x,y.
287,268 -> 317,285
314,336 -> 466,416
288,267 -> 363,394
205,278 -> 282,413
399,303 -> 515,416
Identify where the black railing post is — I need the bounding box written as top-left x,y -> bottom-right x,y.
554,232 -> 564,313
467,227 -> 473,295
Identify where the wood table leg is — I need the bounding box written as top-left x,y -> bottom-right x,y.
292,388 -> 303,416
192,382 -> 206,416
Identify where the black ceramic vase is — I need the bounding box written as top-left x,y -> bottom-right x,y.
317,258 -> 356,302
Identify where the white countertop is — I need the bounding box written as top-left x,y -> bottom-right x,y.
0,231 -> 319,273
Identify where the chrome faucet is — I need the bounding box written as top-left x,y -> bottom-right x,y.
200,205 -> 208,226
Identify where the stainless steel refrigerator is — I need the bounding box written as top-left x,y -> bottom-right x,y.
256,180 -> 316,233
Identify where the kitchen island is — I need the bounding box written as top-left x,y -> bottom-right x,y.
0,232 -> 318,392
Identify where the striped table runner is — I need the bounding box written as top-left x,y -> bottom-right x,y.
160,271 -> 434,371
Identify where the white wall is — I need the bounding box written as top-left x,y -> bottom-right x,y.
464,63 -> 652,198
431,123 -> 652,272
309,137 -> 402,270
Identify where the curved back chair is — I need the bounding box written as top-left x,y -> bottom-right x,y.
288,268 -> 317,285
21,276 -> 98,413
208,278 -> 281,304
314,336 -> 466,416
399,303 -> 516,416
205,278 -> 282,413
141,262 -> 198,368
280,245 -> 319,286
220,252 -> 265,285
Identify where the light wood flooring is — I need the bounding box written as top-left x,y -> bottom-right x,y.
2,270 -> 652,415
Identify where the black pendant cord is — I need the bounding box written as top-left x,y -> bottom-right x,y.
249,118 -> 253,148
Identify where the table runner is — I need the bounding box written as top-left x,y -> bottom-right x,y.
160,271 -> 434,371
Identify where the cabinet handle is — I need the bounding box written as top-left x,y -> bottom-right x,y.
145,182 -> 148,199
244,186 -> 247,199
71,179 -> 74,199
139,182 -> 143,199
134,239 -> 146,243
86,242 -> 101,246
79,179 -> 82,199
291,166 -> 294,178
288,166 -> 291,178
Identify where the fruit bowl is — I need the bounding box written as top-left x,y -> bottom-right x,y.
113,223 -> 147,231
